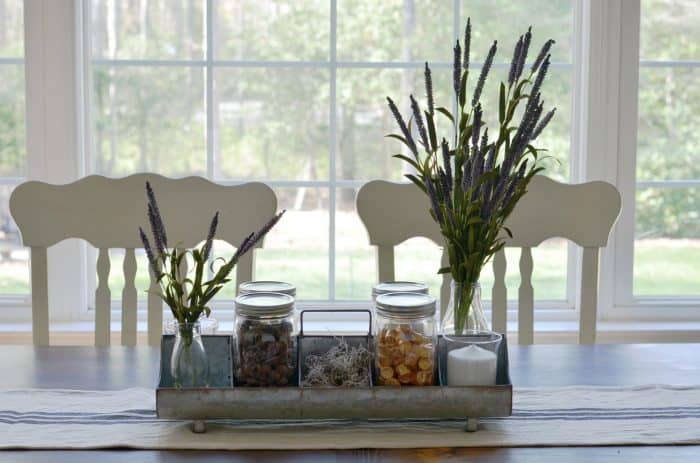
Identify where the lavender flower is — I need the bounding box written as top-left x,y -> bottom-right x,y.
472,40 -> 497,108
461,155 -> 472,191
516,27 -> 532,80
139,227 -> 158,277
146,181 -> 167,248
386,97 -> 418,157
441,138 -> 452,185
201,211 -> 219,262
469,147 -> 484,200
462,18 -> 471,69
233,210 -> 286,262
485,144 -> 498,172
479,127 -> 489,157
410,94 -> 430,151
425,177 -> 443,223
532,108 -> 556,140
508,36 -> 523,86
439,168 -> 453,210
424,63 -> 435,116
471,104 -> 483,149
531,39 -> 555,73
147,203 -> 166,256
453,40 -> 462,99
529,54 -> 550,102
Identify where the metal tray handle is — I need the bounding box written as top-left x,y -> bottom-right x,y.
299,309 -> 372,337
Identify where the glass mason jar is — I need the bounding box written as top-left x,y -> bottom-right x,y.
371,281 -> 429,302
374,292 -> 437,386
170,321 -> 209,388
238,280 -> 297,297
441,281 -> 489,337
234,292 -> 296,387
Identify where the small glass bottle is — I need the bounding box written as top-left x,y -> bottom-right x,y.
234,292 -> 296,387
374,292 -> 437,386
238,280 -> 297,297
170,321 -> 209,388
371,281 -> 429,302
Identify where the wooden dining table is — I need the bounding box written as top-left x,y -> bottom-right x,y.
1,343 -> 699,462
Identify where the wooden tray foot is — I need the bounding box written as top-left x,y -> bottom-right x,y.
192,420 -> 207,433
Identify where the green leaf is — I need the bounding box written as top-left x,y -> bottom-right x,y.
404,174 -> 427,194
393,154 -> 420,170
385,133 -> 413,149
436,106 -> 454,123
437,266 -> 452,274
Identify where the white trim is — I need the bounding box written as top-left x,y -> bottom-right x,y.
614,0 -> 641,307
23,0 -> 88,323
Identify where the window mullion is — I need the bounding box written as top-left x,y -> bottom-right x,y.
206,0 -> 214,180
613,0 -> 642,308
328,0 -> 337,301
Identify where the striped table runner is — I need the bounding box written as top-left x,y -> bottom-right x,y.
1,385 -> 700,449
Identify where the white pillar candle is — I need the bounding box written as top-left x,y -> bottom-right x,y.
447,344 -> 498,386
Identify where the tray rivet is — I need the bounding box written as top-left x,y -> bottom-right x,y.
466,417 -> 479,432
192,420 -> 207,433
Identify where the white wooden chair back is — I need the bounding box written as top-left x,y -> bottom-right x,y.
356,175 -> 621,344
10,174 -> 277,347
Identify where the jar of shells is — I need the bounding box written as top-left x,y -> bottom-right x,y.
374,292 -> 437,386
234,292 -> 296,387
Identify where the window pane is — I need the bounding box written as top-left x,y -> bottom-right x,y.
0,0 -> 22,57
634,186 -> 700,296
0,185 -> 29,294
214,0 -> 329,61
106,248 -> 151,300
214,67 -> 329,181
255,187 -> 329,300
337,0 -> 452,63
640,0 -> 700,61
90,0 -> 204,60
335,188 -> 374,299
460,0 -> 573,64
637,67 -> 700,181
336,188 -> 443,300
336,189 -> 568,301
0,65 -> 25,176
336,68 -> 452,181
90,66 -> 206,176
479,240 -> 568,301
471,66 -> 572,181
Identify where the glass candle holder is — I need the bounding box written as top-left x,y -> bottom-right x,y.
441,331 -> 502,386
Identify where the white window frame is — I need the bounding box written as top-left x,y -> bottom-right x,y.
5,0 -> 699,334
79,0 -> 582,322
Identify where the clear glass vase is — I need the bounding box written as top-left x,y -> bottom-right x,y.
170,321 -> 209,388
441,281 -> 489,337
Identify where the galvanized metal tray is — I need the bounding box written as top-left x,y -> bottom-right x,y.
156,310 -> 512,433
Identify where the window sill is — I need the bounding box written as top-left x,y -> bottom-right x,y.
2,320 -> 700,345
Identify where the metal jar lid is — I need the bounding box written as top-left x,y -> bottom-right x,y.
234,292 -> 295,317
372,281 -> 429,299
238,280 -> 297,297
375,292 -> 436,318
